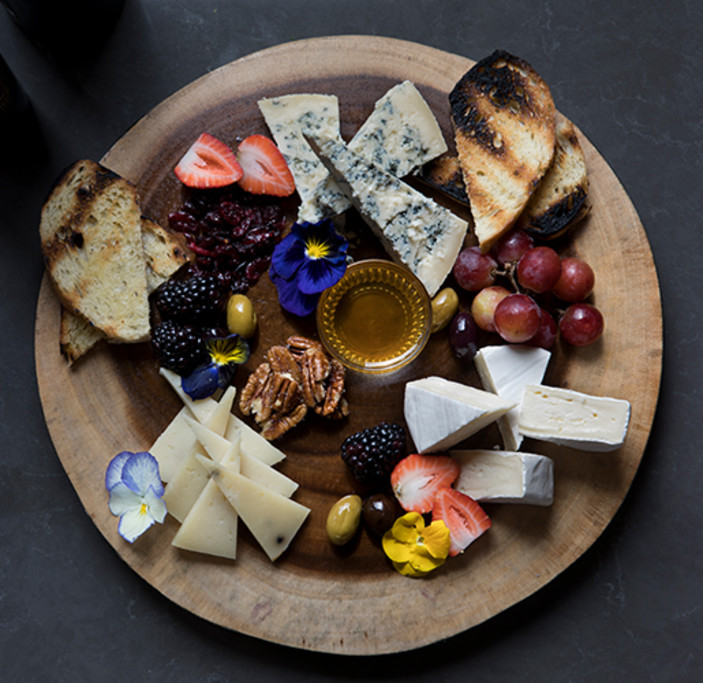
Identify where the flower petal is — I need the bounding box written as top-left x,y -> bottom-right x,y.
382,534 -> 412,564
105,451 -> 132,491
270,269 -> 320,317
297,254 -> 347,294
181,362 -> 221,399
205,335 -> 250,366
144,486 -> 168,523
422,520 -> 452,559
117,504 -> 156,543
270,230 -> 305,280
108,482 -> 144,517
121,452 -> 164,497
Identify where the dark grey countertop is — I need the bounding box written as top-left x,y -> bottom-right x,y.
1,1 -> 701,680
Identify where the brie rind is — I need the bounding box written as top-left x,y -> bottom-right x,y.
451,449 -> 554,506
474,344 -> 551,451
518,384 -> 631,452
404,376 -> 515,453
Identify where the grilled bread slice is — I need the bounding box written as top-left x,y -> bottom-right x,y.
450,50 -> 556,251
40,159 -> 151,343
516,114 -> 589,239
418,153 -> 469,203
59,217 -> 190,363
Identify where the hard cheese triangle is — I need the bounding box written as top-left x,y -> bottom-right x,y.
404,376 -> 515,452
196,454 -> 310,562
171,437 -> 241,558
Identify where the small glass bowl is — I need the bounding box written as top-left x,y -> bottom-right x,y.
316,259 -> 431,374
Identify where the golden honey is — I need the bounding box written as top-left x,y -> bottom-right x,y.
316,260 -> 431,374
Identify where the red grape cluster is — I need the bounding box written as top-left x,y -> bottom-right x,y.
452,229 -> 603,349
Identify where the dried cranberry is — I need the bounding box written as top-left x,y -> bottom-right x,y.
245,257 -> 271,284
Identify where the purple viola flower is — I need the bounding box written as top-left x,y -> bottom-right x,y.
269,219 -> 348,316
181,334 -> 250,400
105,451 -> 166,543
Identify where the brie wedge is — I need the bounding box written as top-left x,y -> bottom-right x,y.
404,376 -> 515,453
519,384 -> 631,451
451,449 -> 554,506
474,344 -> 551,451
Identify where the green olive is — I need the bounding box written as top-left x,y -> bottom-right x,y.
226,294 -> 257,338
430,287 -> 459,333
326,494 -> 362,546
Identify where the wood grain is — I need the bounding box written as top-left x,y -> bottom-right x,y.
34,36 -> 662,655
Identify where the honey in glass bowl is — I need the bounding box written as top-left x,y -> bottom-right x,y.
316,259 -> 431,374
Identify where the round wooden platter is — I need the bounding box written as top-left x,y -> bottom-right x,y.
35,36 -> 662,655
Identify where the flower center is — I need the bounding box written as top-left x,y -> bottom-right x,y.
139,502 -> 148,516
305,237 -> 331,260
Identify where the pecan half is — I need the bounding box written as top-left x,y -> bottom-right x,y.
317,358 -> 347,418
261,403 -> 308,440
300,346 -> 331,408
266,345 -> 302,384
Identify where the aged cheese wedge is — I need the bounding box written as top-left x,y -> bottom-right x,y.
159,367 -> 218,424
348,80 -> 447,178
474,344 -> 551,451
308,134 -> 468,297
258,93 -> 351,223
451,449 -> 554,506
185,416 -> 297,497
519,385 -> 631,451
225,413 -> 286,467
171,438 -> 241,559
404,376 -> 515,453
162,447 -> 209,523
196,455 -> 310,562
149,406 -> 200,483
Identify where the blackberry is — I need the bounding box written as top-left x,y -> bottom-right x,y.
153,275 -> 226,325
151,320 -> 207,375
341,422 -> 407,486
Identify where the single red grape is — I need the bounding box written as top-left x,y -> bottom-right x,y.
491,229 -> 534,267
517,246 -> 562,294
527,308 -> 558,349
471,285 -> 511,332
552,257 -> 595,302
453,246 -> 497,292
493,293 -> 542,343
449,311 -> 478,359
559,303 -> 604,346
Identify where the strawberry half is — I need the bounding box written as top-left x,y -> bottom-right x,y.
174,133 -> 243,189
236,134 -> 295,197
391,453 -> 460,514
431,487 -> 491,557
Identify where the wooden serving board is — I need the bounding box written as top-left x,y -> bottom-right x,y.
35,36 -> 662,655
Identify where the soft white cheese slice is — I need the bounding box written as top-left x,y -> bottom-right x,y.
171,438 -> 241,559
308,134 -> 467,296
162,447 -> 209,523
348,80 -> 447,178
451,449 -> 554,506
474,345 -> 551,451
404,376 -> 515,453
518,384 -> 631,452
196,455 -> 310,562
159,367 -> 218,424
258,93 -> 351,223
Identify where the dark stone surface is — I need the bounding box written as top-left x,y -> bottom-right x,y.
1,0 -> 701,680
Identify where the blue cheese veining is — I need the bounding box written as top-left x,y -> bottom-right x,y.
308,134 -> 468,297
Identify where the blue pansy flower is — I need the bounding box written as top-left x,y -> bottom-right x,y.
181,334 -> 250,400
269,219 -> 348,317
106,451 -> 167,543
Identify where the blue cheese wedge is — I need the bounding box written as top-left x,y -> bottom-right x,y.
308,134 -> 468,296
196,454 -> 310,562
474,344 -> 551,451
404,376 -> 515,453
348,80 -> 447,178
519,384 -> 631,451
258,94 -> 351,223
451,449 -> 554,506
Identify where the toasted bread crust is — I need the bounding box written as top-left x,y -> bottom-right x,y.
516,115 -> 589,239
40,159 -> 151,343
450,50 -> 556,251
418,154 -> 468,203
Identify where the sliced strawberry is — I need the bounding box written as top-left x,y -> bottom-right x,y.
236,134 -> 295,197
174,132 -> 243,189
391,453 -> 460,514
432,487 -> 491,557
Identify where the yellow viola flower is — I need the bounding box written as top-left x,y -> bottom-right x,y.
382,511 -> 451,577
